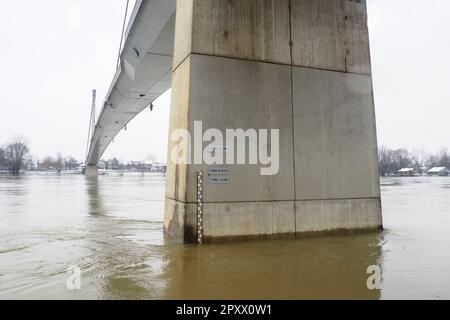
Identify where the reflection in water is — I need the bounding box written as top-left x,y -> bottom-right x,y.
84,174 -> 383,299
0,175 -> 28,212
82,174 -> 167,300
1,174 -> 450,299
163,233 -> 383,300
86,176 -> 103,216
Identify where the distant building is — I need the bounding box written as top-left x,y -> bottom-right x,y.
26,159 -> 36,170
109,158 -> 120,170
98,160 -> 107,170
152,163 -> 167,173
427,167 -> 450,176
96,159 -> 166,173
98,158 -> 121,170
398,168 -> 417,177
419,166 -> 428,176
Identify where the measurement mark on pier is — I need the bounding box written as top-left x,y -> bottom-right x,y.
197,171 -> 204,244
207,166 -> 231,184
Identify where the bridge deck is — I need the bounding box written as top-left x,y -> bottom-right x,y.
86,0 -> 176,166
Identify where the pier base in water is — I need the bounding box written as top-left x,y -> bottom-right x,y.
164,0 -> 382,243
83,166 -> 98,176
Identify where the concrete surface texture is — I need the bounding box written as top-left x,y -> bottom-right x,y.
165,0 -> 382,243
84,165 -> 99,177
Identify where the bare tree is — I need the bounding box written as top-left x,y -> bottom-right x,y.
426,154 -> 439,168
65,156 -> 79,170
437,149 -> 450,168
5,136 -> 30,175
378,146 -> 417,176
378,146 -> 393,176
379,146 -> 450,176
0,147 -> 5,168
56,152 -> 63,172
39,156 -> 56,170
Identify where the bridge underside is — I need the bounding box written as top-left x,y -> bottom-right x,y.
87,0 -> 382,243
86,0 -> 176,167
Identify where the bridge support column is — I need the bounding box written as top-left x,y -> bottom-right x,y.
84,166 -> 98,176
165,0 -> 382,243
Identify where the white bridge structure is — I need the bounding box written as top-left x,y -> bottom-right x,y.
85,0 -> 383,243
86,0 -> 176,168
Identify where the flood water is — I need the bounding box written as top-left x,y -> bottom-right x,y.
0,173 -> 449,300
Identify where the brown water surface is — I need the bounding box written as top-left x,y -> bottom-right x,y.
0,173 -> 449,299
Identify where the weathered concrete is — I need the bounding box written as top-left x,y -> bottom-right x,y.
165,0 -> 382,243
164,198 -> 191,242
293,67 -> 380,200
165,198 -> 297,243
178,54 -> 295,204
203,201 -> 296,241
165,57 -> 190,203
291,0 -> 371,75
84,166 -> 99,177
295,198 -> 382,234
180,0 -> 291,67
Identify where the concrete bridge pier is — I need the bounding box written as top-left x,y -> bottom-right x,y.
84,166 -> 98,176
165,0 -> 382,243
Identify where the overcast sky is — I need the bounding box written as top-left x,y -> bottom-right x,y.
1,0 -> 449,163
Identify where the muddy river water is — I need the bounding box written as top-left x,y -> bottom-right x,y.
1,173 -> 449,299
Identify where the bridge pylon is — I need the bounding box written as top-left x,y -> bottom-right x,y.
164,0 -> 382,243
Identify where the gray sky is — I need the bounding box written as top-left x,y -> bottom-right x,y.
1,0 -> 449,163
